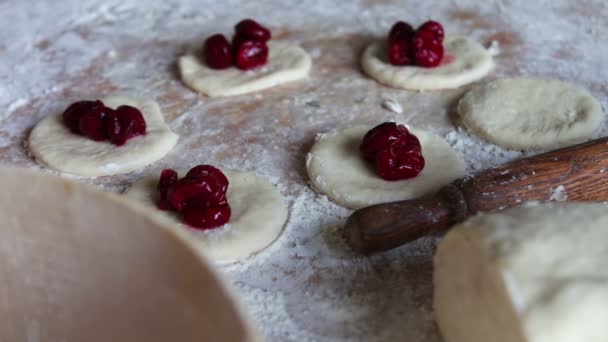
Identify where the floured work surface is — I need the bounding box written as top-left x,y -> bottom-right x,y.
1,0 -> 607,340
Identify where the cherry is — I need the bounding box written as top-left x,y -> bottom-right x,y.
235,19 -> 271,42
167,176 -> 228,212
157,169 -> 178,198
185,164 -> 229,189
412,30 -> 439,50
389,21 -> 414,43
376,140 -> 425,181
360,122 -> 426,181
418,20 -> 444,43
62,100 -> 104,133
235,40 -> 268,70
106,105 -> 146,146
182,204 -> 231,230
203,34 -> 233,69
388,39 -> 413,66
78,106 -> 109,141
414,39 -> 444,68
360,122 -> 410,162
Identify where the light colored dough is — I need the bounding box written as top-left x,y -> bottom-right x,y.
458,78 -> 604,150
0,165 -> 258,342
306,125 -> 465,209
28,96 -> 178,177
179,42 -> 311,97
434,202 -> 608,342
361,36 -> 494,90
125,169 -> 287,265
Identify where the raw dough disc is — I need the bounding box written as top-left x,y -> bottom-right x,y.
458,78 -> 604,150
306,125 -> 465,209
125,169 -> 287,264
179,42 -> 312,97
28,96 -> 178,177
361,36 -> 494,90
434,203 -> 608,342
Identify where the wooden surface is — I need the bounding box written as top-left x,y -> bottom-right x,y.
344,137 -> 608,253
1,0 -> 607,340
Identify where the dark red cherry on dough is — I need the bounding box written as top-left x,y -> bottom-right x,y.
235,40 -> 269,70
203,34 -> 233,69
62,100 -> 105,134
182,204 -> 231,230
235,19 -> 271,42
78,106 -> 110,141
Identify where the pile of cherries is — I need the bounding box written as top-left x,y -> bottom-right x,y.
157,165 -> 231,230
203,19 -> 272,70
388,20 -> 445,68
62,100 -> 146,146
360,122 -> 425,181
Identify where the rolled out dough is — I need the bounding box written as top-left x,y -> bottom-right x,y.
179,42 -> 311,97
458,78 -> 604,150
306,125 -> 465,209
434,202 -> 608,342
125,169 -> 287,265
28,96 -> 178,177
361,36 -> 494,90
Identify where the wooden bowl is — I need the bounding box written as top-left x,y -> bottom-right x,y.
0,166 -> 257,341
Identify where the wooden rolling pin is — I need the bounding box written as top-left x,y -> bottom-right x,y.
343,137 -> 608,254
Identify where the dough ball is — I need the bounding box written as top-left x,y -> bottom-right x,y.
28,96 -> 178,177
125,169 -> 287,265
458,78 -> 604,150
361,36 -> 494,90
306,125 -> 465,209
179,42 -> 311,97
434,202 -> 608,342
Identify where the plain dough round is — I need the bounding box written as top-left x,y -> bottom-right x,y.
125,169 -> 287,265
306,125 -> 465,209
361,36 -> 494,90
179,42 -> 312,97
458,78 -> 604,150
28,96 -> 178,177
434,202 -> 608,342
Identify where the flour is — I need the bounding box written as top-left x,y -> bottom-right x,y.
0,0 -> 607,341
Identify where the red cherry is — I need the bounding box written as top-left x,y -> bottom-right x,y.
235,40 -> 268,70
62,100 -> 105,133
418,20 -> 444,43
235,19 -> 271,42
106,105 -> 146,146
376,137 -> 425,181
167,176 -> 228,212
78,106 -> 109,141
388,39 -> 413,66
185,165 -> 228,189
157,169 -> 178,197
414,40 -> 444,68
360,122 -> 410,162
182,204 -> 231,230
412,30 -> 439,50
203,34 -> 233,69
389,21 -> 414,43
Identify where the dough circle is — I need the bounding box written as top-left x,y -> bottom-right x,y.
361,36 -> 494,90
458,78 -> 604,150
306,125 -> 465,209
179,42 -> 312,97
28,96 -> 178,177
434,202 -> 608,342
125,169 -> 287,265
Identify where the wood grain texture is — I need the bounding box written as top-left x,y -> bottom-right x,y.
344,137 -> 608,254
